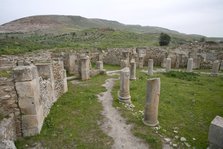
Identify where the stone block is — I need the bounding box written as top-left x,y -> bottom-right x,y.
0,140 -> 16,149
36,63 -> 53,80
15,78 -> 40,115
96,61 -> 103,70
22,106 -> 44,136
208,116 -> 223,149
220,60 -> 223,71
118,67 -> 131,103
211,60 -> 220,76
13,65 -> 38,82
63,70 -> 68,93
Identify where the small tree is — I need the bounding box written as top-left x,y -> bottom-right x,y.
200,37 -> 206,42
159,33 -> 171,46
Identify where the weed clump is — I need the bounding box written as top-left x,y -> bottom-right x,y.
163,71 -> 199,81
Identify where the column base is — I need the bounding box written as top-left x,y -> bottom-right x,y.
142,119 -> 159,127
130,77 -> 136,80
118,93 -> 131,103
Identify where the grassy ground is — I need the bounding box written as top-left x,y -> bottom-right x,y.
14,65 -> 223,148
111,68 -> 223,149
15,74 -> 113,149
0,70 -> 12,78
0,28 -> 193,55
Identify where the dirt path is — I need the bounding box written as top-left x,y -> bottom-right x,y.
98,78 -> 149,149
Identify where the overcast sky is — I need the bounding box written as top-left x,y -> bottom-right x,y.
1,0 -> 223,37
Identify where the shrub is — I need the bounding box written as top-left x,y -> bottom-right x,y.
164,71 -> 199,81
159,33 -> 171,46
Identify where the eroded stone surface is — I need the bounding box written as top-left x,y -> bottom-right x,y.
208,116 -> 223,149
143,78 -> 160,127
118,67 -> 131,103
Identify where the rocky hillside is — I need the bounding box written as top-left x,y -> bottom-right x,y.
0,15 -> 192,36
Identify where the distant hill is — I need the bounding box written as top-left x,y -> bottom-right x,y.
0,15 -> 198,37
1,15 -> 222,55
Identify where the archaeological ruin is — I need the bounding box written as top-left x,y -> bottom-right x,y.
0,42 -> 223,148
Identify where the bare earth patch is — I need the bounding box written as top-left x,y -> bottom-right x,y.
98,78 -> 149,149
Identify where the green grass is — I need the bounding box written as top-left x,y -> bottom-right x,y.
15,75 -> 113,149
0,70 -> 11,78
163,71 -> 199,81
0,28 -> 194,55
112,69 -> 223,149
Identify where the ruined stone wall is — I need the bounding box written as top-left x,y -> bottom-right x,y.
0,76 -> 21,148
0,77 -> 21,139
0,59 -> 68,143
36,63 -> 56,118
103,48 -> 123,65
52,59 -> 67,99
144,47 -> 167,66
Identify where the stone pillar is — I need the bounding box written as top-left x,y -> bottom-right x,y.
220,60 -> 223,71
118,67 -> 131,103
161,58 -> 167,68
62,70 -> 67,93
52,58 -> 67,99
130,59 -> 136,80
138,57 -> 144,69
80,55 -> 90,80
64,54 -> 76,75
143,78 -> 160,127
186,58 -> 193,72
13,65 -> 44,136
208,116 -> 223,149
175,54 -> 181,69
166,58 -> 171,72
96,61 -> 103,70
120,59 -> 128,68
148,59 -> 153,75
36,63 -> 56,117
98,54 -> 103,61
211,60 -> 220,76
122,51 -> 130,62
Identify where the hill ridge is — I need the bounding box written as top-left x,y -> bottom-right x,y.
0,15 -> 185,36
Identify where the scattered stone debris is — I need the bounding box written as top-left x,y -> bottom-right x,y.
184,142 -> 191,147
173,130 -> 178,134
180,137 -> 187,142
164,138 -> 171,143
172,143 -> 178,148
175,135 -> 179,139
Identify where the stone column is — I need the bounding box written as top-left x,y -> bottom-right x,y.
148,59 -> 153,75
80,56 -> 90,80
98,54 -> 103,61
211,60 -> 220,76
166,58 -> 171,72
186,58 -> 193,72
175,54 -> 181,69
13,65 -> 44,136
138,57 -> 144,69
143,78 -> 160,127
120,59 -> 128,68
161,58 -> 167,68
67,54 -> 77,74
118,67 -> 131,103
96,61 -> 103,70
122,51 -> 130,62
130,59 -> 136,80
208,116 -> 223,149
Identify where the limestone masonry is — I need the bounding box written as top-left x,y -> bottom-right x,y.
0,42 -> 222,148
